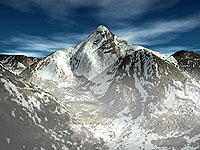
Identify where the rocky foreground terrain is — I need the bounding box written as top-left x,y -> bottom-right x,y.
1,25 -> 200,149
0,64 -> 105,149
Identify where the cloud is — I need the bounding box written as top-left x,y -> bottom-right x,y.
0,0 -> 199,57
114,14 -> 200,46
1,33 -> 88,57
0,0 -> 96,21
2,13 -> 200,57
1,50 -> 44,57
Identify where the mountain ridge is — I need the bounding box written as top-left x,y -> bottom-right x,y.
0,54 -> 41,74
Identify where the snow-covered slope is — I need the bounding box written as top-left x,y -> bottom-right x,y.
0,63 -> 105,150
21,46 -> 78,82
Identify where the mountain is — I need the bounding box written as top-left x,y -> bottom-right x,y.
0,63 -> 106,150
21,25 -> 140,81
20,25 -> 200,149
20,25 -> 138,100
0,54 -> 40,74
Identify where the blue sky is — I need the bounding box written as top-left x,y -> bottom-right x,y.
0,0 -> 200,57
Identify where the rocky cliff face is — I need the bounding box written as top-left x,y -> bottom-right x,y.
18,25 -> 200,149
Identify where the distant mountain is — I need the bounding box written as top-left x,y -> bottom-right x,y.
0,63 -> 106,150
172,50 -> 200,80
0,55 -> 41,74
18,25 -> 200,149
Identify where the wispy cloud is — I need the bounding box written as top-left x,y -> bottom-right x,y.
0,0 -> 95,21
1,50 -> 44,57
1,33 -> 88,57
2,13 -> 200,57
114,14 -> 200,46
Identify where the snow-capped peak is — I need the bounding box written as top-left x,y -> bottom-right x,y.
23,25 -> 175,81
95,25 -> 109,32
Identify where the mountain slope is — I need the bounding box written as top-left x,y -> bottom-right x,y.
91,49 -> 200,149
0,63 -> 105,150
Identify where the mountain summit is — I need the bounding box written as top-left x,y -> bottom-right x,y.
95,25 -> 109,31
